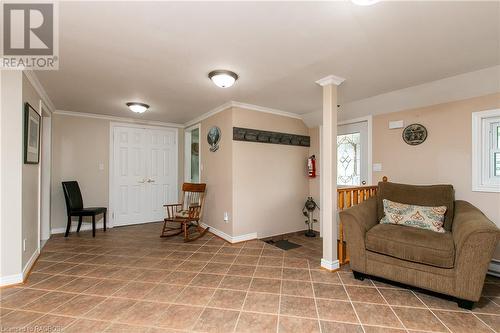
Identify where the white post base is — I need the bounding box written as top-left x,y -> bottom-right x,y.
321,258 -> 340,271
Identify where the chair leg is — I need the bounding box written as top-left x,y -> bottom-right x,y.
77,216 -> 83,232
457,299 -> 474,310
352,271 -> 366,281
65,216 -> 72,237
103,212 -> 107,232
183,222 -> 188,241
92,215 -> 96,237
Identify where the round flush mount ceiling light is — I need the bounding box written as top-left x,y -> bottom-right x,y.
126,102 -> 149,113
351,0 -> 379,5
208,70 -> 238,88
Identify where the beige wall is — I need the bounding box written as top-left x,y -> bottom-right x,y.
22,74 -> 42,267
308,127 -> 321,232
200,109 -> 233,236
51,114 -> 109,230
51,114 -> 184,231
232,107 -> 310,238
372,92 -> 500,257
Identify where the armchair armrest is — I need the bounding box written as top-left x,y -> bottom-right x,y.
340,197 -> 378,272
164,203 -> 183,219
453,200 -> 500,301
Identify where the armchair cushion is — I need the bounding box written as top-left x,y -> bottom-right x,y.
366,224 -> 455,268
377,182 -> 455,231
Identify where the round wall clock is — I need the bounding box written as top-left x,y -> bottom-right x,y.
207,126 -> 221,152
402,123 -> 427,145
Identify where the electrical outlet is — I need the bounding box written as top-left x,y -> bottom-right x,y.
223,212 -> 229,223
23,239 -> 26,252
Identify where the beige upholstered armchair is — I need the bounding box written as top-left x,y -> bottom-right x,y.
340,181 -> 499,309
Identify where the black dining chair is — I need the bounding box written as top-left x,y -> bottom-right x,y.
62,181 -> 107,237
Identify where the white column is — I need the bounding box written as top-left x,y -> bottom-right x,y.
316,75 -> 345,271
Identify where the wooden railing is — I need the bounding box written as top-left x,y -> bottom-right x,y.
337,176 -> 387,265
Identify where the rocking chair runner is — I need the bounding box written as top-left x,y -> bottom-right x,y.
161,183 -> 209,242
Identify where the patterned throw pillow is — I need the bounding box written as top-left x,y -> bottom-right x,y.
380,199 -> 447,233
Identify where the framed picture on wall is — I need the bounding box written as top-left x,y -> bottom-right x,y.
24,103 -> 41,164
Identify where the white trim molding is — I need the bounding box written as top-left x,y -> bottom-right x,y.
0,273 -> 23,286
23,249 -> 40,281
23,70 -> 56,113
1,248 -> 40,287
472,108 -> 500,193
321,258 -> 340,271
54,109 -> 184,128
184,101 -> 302,127
315,74 -> 346,87
201,223 -> 257,243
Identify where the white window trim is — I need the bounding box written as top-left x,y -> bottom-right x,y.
472,108 -> 500,193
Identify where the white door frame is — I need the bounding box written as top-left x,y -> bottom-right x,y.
318,116 -> 372,237
338,115 -> 373,185
109,122 -> 179,227
184,123 -> 201,182
38,100 -> 52,249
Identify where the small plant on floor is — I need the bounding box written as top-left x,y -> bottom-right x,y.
302,196 -> 319,237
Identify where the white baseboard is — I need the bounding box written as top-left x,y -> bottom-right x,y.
0,249 -> 39,287
488,259 -> 500,277
0,273 -> 23,286
23,249 -> 39,281
321,258 -> 340,271
201,223 -> 257,243
51,222 -> 110,235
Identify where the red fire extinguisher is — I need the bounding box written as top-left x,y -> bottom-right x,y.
307,155 -> 316,178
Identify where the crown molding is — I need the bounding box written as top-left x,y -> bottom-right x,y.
315,74 -> 346,87
53,109 -> 184,128
23,70 -> 56,113
184,101 -> 302,127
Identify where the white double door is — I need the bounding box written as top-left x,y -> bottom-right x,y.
112,126 -> 178,226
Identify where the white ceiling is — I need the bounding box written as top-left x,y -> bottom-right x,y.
36,1 -> 500,124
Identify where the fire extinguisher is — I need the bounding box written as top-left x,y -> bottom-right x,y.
307,155 -> 316,178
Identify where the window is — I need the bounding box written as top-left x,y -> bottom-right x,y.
472,109 -> 500,192
337,133 -> 361,186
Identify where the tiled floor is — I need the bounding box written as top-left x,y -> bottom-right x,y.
1,222 -> 500,333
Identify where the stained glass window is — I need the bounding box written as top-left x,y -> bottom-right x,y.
337,133 -> 361,186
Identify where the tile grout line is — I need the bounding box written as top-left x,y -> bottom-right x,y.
173,233 -> 218,331
469,310 -> 497,333
310,258 -> 323,333
410,290 -> 453,333
276,254 -> 285,333
338,271 -> 366,333
233,243 -> 266,333
374,283 -> 410,333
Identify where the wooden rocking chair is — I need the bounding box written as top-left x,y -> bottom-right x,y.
161,183 -> 209,242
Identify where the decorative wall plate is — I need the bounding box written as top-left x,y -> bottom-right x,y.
207,126 -> 221,152
402,123 -> 427,145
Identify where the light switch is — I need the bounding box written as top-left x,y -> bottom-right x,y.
373,163 -> 382,172
98,162 -> 104,170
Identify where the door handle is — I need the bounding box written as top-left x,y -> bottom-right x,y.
147,179 -> 155,183
361,180 -> 366,185
138,178 -> 146,183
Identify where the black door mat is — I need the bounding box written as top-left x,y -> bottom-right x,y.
265,239 -> 301,251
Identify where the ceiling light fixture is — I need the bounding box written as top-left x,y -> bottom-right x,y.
208,70 -> 238,88
351,0 -> 379,5
126,102 -> 149,113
